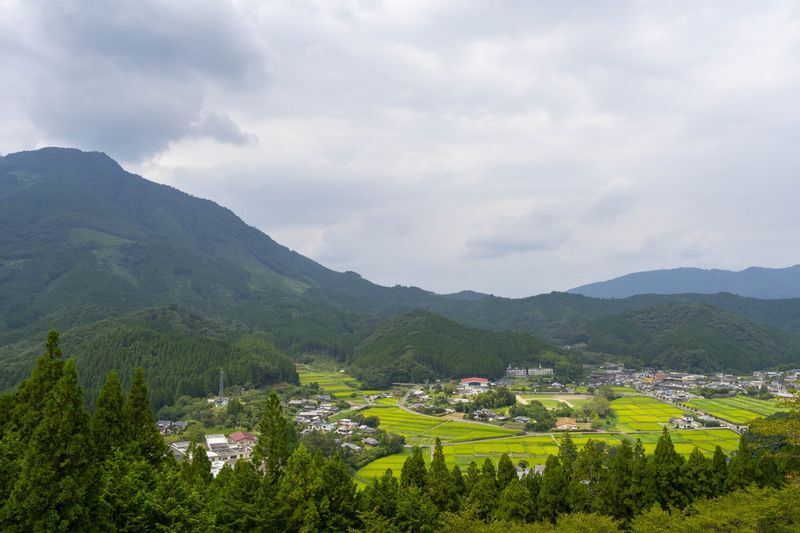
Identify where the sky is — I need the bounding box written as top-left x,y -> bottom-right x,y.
2,0 -> 800,297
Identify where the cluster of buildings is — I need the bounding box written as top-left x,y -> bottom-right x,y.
170,431 -> 256,477
288,394 -> 383,454
506,364 -> 555,378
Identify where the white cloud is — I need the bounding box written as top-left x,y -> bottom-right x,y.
2,0 -> 800,296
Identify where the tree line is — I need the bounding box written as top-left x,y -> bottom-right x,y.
0,331 -> 798,531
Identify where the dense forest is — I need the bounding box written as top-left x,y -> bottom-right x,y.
1,332 -> 798,531
349,311 -> 583,387
0,308 -> 298,409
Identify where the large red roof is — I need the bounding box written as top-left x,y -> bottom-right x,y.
460,377 -> 489,383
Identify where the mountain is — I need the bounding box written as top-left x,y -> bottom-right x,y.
569,265 -> 800,299
2,147 -> 800,389
349,310 -> 578,387
0,307 -> 298,409
585,303 -> 800,373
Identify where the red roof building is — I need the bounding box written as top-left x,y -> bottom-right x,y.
227,431 -> 257,445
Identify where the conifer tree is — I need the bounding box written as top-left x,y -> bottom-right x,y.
212,461 -> 261,531
450,464 -> 466,508
559,432 -> 578,481
710,445 -> 729,497
651,427 -> 687,510
497,453 -> 517,490
124,367 -> 167,464
253,391 -> 297,480
277,444 -> 322,532
464,460 -> 481,494
599,439 -> 634,520
396,486 -> 438,533
539,455 -> 567,523
8,330 -> 64,438
427,438 -> 452,511
361,468 -> 399,519
401,446 -> 427,489
684,447 -> 712,500
496,479 -> 531,522
6,359 -> 100,531
92,369 -> 126,458
319,454 -> 359,531
182,440 -> 212,486
628,439 -> 656,514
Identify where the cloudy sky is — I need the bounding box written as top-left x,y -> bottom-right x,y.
2,1 -> 800,297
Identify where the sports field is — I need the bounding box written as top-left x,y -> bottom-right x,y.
686,396 -> 789,425
610,395 -> 685,432
355,429 -> 741,483
358,406 -> 518,445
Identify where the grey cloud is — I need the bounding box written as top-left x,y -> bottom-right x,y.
190,113 -> 257,146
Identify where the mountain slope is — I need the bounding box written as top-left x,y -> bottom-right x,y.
569,265 -> 800,299
0,307 -> 298,408
585,303 -> 800,372
349,310 -> 579,387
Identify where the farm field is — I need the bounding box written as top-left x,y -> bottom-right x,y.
518,395 -> 568,409
611,395 -> 685,431
355,429 -> 741,483
686,396 -> 789,424
297,367 -> 362,395
358,406 -> 518,445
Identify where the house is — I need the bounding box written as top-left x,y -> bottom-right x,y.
341,442 -> 362,453
554,417 -> 578,430
228,431 -> 257,446
206,434 -> 229,451
460,377 -> 489,388
169,441 -> 191,461
363,437 -> 379,447
156,420 -> 173,435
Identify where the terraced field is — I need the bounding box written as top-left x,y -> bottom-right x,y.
355,429 -> 741,483
686,396 -> 789,424
610,395 -> 685,432
358,406 -> 518,445
297,368 -> 362,395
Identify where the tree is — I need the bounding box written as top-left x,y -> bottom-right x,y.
464,461 -> 480,494
401,446 -> 427,489
495,479 -> 531,522
277,444 -> 321,532
211,461 -> 261,531
497,453 -> 517,490
4,359 -> 101,531
396,486 -> 439,533
559,432 -> 578,481
684,447 -> 712,500
450,464 -> 466,507
182,440 -> 212,486
319,454 -> 359,531
599,439 -> 634,521
710,445 -> 729,497
651,428 -> 686,510
539,455 -> 568,523
361,468 -> 399,520
427,438 -> 452,511
124,367 -> 168,465
92,369 -> 126,458
252,392 -> 297,480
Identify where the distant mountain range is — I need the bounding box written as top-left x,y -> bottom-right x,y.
569,265 -> 800,299
2,147 -> 800,395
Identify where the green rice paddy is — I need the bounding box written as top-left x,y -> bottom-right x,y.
610,395 -> 685,432
297,368 -> 362,395
358,406 -> 518,445
685,396 -> 789,425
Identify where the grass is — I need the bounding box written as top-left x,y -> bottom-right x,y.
685,396 -> 790,425
518,395 -> 568,409
359,406 -> 518,445
610,395 -> 685,432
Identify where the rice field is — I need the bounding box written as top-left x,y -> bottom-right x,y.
354,429 -> 741,483
685,396 -> 789,425
610,395 -> 686,432
358,406 -> 518,445
296,367 -> 362,395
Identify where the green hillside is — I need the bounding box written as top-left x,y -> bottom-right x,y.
0,307 -> 298,408
3,147 -> 800,392
586,303 -> 800,372
349,310 -> 578,387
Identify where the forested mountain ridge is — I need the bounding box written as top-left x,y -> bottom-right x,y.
585,303 -> 800,373
3,147 -> 800,387
569,265 -> 800,299
0,307 -> 298,409
349,310 -> 579,387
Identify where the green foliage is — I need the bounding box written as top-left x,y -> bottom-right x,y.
352,311 -> 565,386
252,391 -> 297,479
